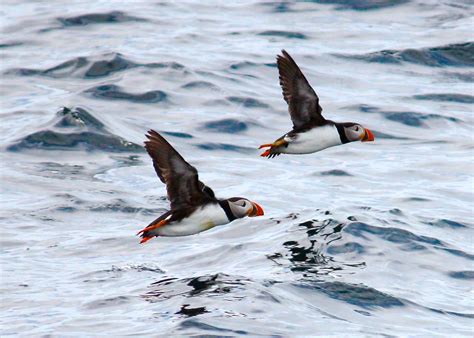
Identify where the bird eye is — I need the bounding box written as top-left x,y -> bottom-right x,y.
354,126 -> 359,131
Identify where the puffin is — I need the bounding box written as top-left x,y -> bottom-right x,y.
137,130 -> 264,243
259,50 -> 375,158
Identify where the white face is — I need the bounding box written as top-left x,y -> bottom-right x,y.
344,124 -> 365,142
228,198 -> 254,219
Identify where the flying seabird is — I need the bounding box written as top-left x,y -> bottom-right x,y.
260,50 -> 374,158
138,130 -> 264,243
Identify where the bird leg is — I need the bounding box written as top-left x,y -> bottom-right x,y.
259,139 -> 287,157
137,220 -> 168,244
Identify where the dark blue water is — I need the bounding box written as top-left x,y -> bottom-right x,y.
1,1 -> 473,336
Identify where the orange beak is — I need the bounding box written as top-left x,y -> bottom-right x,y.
248,201 -> 264,217
361,128 -> 375,142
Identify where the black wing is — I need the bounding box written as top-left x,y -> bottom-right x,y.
144,130 -> 215,210
277,50 -> 325,129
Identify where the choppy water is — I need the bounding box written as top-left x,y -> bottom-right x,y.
1,1 -> 473,336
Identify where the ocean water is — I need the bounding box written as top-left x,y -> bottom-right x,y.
1,1 -> 473,336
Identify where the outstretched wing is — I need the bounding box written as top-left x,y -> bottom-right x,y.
144,130 -> 215,210
277,50 -> 325,129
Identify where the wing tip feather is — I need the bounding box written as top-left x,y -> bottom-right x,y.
146,129 -> 159,139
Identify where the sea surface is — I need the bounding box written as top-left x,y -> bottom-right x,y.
1,1 -> 473,336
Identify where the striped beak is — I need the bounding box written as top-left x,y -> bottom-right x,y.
248,202 -> 264,217
361,128 -> 375,142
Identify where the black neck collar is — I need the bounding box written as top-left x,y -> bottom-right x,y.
335,123 -> 349,144
218,200 -> 237,222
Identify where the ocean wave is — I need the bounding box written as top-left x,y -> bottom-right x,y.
181,81 -> 220,90
144,273 -> 250,302
294,281 -> 404,308
257,30 -> 308,39
261,0 -> 408,12
84,84 -> 168,103
226,96 -> 270,108
195,142 -> 254,153
53,194 -> 163,215
307,0 -> 409,11
348,104 -> 461,127
338,42 -> 474,67
412,93 -> 474,104
203,119 -> 249,134
59,11 -> 146,27
318,169 -> 353,177
5,53 -> 187,79
8,107 -> 142,152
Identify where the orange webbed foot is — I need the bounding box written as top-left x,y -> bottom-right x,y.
140,236 -> 153,244
136,220 -> 168,243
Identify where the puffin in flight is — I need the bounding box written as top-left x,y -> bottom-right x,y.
260,50 -> 374,158
137,130 -> 264,243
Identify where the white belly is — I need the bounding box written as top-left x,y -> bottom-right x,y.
157,203 -> 229,237
282,125 -> 342,154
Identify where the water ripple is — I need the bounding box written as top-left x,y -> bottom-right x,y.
308,0 -> 409,11
226,96 -> 270,108
257,30 -> 308,39
8,107 -> 142,152
295,281 -> 404,308
348,104 -> 461,127
339,42 -> 474,67
53,11 -> 147,29
195,143 -> 254,153
5,53 -> 187,79
412,93 -> 474,104
203,119 -> 249,134
85,84 -> 168,103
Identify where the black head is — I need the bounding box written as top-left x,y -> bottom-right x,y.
336,122 -> 375,143
224,197 -> 264,219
